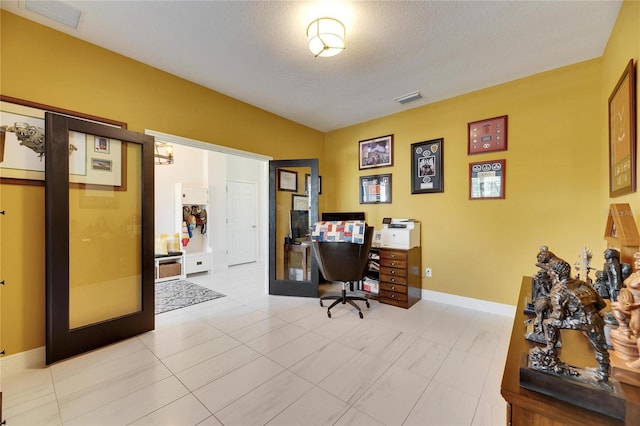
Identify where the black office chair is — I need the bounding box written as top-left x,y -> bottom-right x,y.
311,225 -> 374,318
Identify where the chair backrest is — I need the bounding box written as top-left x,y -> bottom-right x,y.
311,224 -> 373,282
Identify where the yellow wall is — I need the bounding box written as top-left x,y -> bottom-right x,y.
1,1 -> 639,355
324,0 -> 639,306
0,11 -> 323,355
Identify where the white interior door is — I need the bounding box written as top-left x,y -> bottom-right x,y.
227,180 -> 257,265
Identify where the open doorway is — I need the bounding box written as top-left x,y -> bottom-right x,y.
146,130 -> 270,296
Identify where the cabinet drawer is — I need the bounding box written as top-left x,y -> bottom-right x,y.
380,266 -> 407,279
185,253 -> 212,274
379,282 -> 407,294
379,289 -> 408,303
380,249 -> 407,262
379,273 -> 407,285
380,257 -> 407,268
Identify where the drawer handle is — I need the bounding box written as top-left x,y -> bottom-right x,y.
391,286 -> 395,290
196,261 -> 202,265
391,270 -> 396,275
391,254 -> 396,258
391,294 -> 396,298
391,262 -> 396,266
391,278 -> 396,283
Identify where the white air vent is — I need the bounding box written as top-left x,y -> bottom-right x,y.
25,0 -> 81,29
394,91 -> 423,105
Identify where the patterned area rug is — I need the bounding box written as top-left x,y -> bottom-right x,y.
155,280 -> 226,314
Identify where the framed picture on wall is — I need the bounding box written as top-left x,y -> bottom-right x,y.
411,138 -> 444,194
277,168 -> 297,191
0,95 -> 127,188
467,115 -> 508,155
360,173 -> 392,204
359,134 -> 393,170
291,194 -> 309,210
305,173 -> 322,195
469,159 -> 505,200
608,59 -> 637,197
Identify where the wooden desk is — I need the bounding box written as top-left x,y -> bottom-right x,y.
284,242 -> 310,281
501,277 -> 640,425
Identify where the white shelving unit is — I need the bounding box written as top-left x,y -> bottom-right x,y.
154,254 -> 185,282
176,183 -> 213,275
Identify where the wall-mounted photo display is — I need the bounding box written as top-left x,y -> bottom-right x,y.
0,95 -> 127,188
469,159 -> 505,200
608,59 -> 636,197
360,173 -> 392,204
411,138 -> 444,194
277,168 -> 297,191
468,115 -> 508,155
359,134 -> 393,170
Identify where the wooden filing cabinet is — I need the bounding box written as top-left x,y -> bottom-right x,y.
378,247 -> 421,308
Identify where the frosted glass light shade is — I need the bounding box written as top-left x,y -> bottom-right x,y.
307,17 -> 345,57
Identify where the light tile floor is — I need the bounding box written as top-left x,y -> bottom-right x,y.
2,262 -> 513,425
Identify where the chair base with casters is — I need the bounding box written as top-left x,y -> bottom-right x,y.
320,281 -> 370,318
311,222 -> 374,319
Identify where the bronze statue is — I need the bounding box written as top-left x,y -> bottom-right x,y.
528,258 -> 610,382
610,252 -> 640,369
525,246 -> 558,344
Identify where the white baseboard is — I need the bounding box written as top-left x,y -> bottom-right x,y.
0,346 -> 46,376
422,289 -> 515,318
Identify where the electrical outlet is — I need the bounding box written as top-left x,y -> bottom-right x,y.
425,267 -> 432,277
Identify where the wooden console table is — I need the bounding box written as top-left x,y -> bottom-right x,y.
501,277 -> 640,425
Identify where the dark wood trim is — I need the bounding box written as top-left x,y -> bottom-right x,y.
45,113 -> 154,365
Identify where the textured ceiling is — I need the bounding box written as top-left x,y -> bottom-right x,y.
1,1 -> 623,132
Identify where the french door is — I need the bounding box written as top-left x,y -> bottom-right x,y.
45,112 -> 155,364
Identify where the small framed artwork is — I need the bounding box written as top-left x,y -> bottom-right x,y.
411,138 -> 444,194
277,169 -> 298,192
608,59 -> 636,197
291,194 -> 309,210
469,159 -> 505,200
94,136 -> 110,153
359,134 -> 393,170
305,174 -> 322,195
360,173 -> 392,204
91,158 -> 112,172
468,115 -> 508,155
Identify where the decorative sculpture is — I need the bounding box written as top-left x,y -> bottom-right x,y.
610,252 -> 640,369
525,246 -> 559,344
528,258 -> 610,382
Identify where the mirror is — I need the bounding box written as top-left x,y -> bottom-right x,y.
269,159 -> 319,297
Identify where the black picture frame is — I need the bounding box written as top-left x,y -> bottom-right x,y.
411,138 -> 444,194
277,168 -> 298,192
359,134 -> 393,170
360,173 -> 392,204
305,173 -> 322,195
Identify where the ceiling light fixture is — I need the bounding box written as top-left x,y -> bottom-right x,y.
307,17 -> 346,58
154,142 -> 174,165
394,91 -> 423,105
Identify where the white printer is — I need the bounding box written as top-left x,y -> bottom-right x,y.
373,218 -> 420,249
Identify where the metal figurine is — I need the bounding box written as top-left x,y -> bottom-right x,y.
528,258 -> 610,382
525,246 -> 558,344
